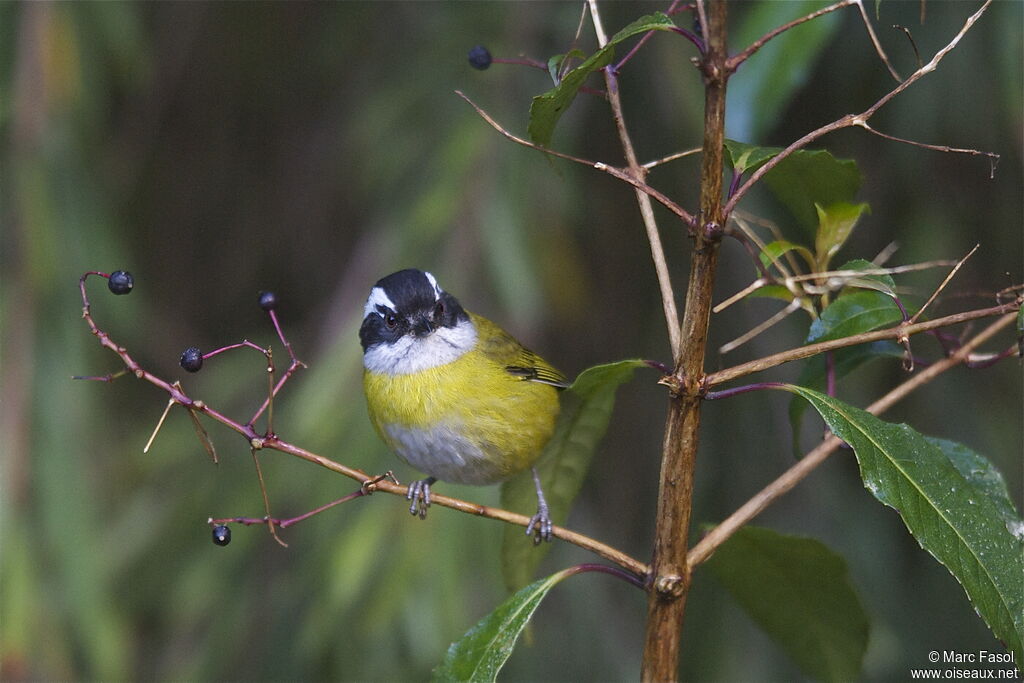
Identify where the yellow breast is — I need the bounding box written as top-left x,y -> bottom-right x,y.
363,313 -> 561,485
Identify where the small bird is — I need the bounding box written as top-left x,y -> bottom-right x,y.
360,269 -> 566,542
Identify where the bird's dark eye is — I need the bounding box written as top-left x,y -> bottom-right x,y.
384,313 -> 398,330
433,300 -> 445,320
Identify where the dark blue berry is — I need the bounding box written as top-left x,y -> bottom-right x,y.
212,524 -> 231,546
180,346 -> 203,373
107,270 -> 134,295
258,291 -> 278,311
468,45 -> 492,70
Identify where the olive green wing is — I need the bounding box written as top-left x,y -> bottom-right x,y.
470,312 -> 569,389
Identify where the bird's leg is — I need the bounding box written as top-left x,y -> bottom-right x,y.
525,467 -> 553,544
407,476 -> 436,519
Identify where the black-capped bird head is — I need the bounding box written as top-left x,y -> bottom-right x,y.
359,269 -> 475,374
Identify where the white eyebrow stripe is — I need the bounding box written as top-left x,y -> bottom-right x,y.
423,271 -> 442,300
363,286 -> 397,319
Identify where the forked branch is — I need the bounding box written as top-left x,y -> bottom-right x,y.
724,0 -> 996,218
688,310 -> 1019,567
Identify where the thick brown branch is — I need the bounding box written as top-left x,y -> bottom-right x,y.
641,1 -> 729,679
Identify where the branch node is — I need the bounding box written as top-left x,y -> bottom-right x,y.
703,221 -> 723,241
361,471 -> 400,495
653,572 -> 686,599
657,372 -> 685,397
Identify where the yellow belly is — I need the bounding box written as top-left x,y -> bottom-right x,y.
363,349 -> 560,485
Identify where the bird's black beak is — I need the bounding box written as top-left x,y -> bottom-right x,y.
412,314 -> 434,338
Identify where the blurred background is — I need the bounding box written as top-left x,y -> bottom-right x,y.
1,2 -> 1020,680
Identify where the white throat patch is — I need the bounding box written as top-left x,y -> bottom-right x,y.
363,316 -> 477,375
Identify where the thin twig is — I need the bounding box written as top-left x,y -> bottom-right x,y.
727,0 -> 856,72
186,400 -> 218,464
713,277 -> 769,314
251,447 -> 286,547
910,244 -> 979,323
718,300 -> 802,354
695,0 -> 709,48
456,91 -> 694,227
688,311 -> 1018,567
705,300 -> 1019,386
891,24 -> 923,69
854,120 -> 1000,177
143,398 -> 176,454
588,0 -> 683,357
724,0 -> 994,218
642,147 -> 702,171
853,0 -> 901,82
210,488 -> 367,530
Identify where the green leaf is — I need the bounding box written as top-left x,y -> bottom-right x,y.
750,283 -> 795,303
831,258 -> 898,298
705,526 -> 869,682
546,49 -> 586,85
501,359 -> 647,590
724,139 -> 784,175
928,437 -> 1023,535
782,386 -> 1024,659
758,239 -> 815,273
788,341 -> 905,453
528,13 -> 675,148
805,290 -> 903,344
814,202 -> 870,266
433,570 -> 572,682
763,149 -> 862,238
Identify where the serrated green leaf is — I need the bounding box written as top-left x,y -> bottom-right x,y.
782,386 -> 1024,660
788,341 -> 905,453
528,13 -> 675,148
814,202 -> 870,266
758,239 -> 815,273
764,149 -> 862,238
705,526 -> 869,682
724,139 -> 784,175
501,359 -> 646,590
805,290 -> 903,344
433,570 -> 572,683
